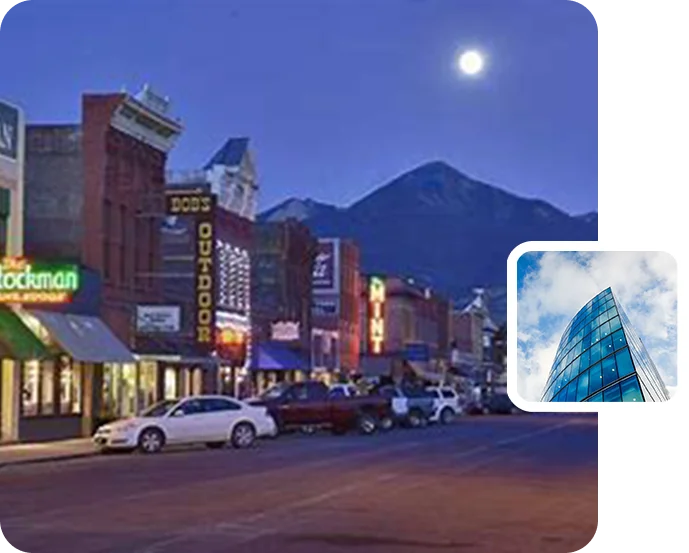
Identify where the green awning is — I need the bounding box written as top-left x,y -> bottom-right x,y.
0,307 -> 50,360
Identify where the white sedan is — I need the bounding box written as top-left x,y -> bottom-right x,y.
426,386 -> 463,424
93,395 -> 278,453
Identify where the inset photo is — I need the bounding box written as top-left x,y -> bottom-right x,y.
510,248 -> 677,408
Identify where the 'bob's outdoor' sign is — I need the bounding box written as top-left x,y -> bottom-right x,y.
166,191 -> 217,351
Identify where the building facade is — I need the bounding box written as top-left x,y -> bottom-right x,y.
136,138 -> 257,398
251,219 -> 317,392
541,287 -> 671,402
11,86 -> 184,440
359,275 -> 451,382
311,238 -> 361,379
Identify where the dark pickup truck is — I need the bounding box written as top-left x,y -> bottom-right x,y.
249,381 -> 393,435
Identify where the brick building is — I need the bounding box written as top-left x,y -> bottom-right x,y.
19,86 -> 183,436
251,219 -> 317,392
312,238 -> 361,378
136,138 -> 257,399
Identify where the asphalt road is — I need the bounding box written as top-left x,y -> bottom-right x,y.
0,413 -> 597,553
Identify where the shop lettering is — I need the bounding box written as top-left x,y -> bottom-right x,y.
368,277 -> 386,354
196,220 -> 215,344
168,195 -> 213,215
0,258 -> 79,304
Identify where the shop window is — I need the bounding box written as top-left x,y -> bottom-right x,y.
139,362 -> 157,412
164,368 -> 177,399
41,363 -> 55,415
59,361 -> 83,415
22,362 -> 40,416
193,368 -> 203,395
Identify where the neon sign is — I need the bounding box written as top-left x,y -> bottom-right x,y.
0,258 -> 79,304
368,276 -> 386,354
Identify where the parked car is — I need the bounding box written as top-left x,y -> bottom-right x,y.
372,384 -> 436,428
93,395 -> 277,454
426,386 -> 463,424
249,381 -> 393,435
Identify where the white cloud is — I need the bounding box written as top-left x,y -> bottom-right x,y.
517,251 -> 677,401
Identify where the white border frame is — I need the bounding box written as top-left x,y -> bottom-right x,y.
507,241 -> 679,412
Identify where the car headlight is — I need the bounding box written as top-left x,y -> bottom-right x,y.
114,422 -> 138,433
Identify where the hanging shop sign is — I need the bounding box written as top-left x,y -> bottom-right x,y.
368,276 -> 386,355
0,257 -> 79,304
271,321 -> 301,342
166,191 -> 217,351
136,305 -> 181,333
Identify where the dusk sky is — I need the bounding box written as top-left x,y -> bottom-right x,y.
1,0 -> 597,214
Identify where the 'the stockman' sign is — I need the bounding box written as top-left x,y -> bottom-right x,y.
166,191 -> 217,351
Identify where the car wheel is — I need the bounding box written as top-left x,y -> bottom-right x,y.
378,415 -> 394,432
300,424 -> 317,435
440,407 -> 454,425
206,442 -> 226,450
138,427 -> 165,454
407,409 -> 423,428
357,413 -> 377,435
231,422 -> 256,449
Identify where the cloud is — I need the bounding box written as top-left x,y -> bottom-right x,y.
517,251 -> 677,401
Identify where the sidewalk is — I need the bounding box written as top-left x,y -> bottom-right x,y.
0,438 -> 97,469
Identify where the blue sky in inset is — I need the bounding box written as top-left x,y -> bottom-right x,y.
516,251 -> 677,401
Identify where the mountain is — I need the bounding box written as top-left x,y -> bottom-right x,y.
259,161 -> 597,321
575,212 -> 598,225
259,197 -> 339,223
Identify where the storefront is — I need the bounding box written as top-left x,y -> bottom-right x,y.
10,308 -> 138,439
249,342 -> 311,395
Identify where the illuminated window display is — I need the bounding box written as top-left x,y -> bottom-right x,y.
542,287 -> 670,402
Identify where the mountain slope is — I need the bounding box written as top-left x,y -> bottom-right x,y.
260,161 -> 597,320
259,198 -> 339,223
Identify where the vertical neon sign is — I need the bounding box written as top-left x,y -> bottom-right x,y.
369,276 -> 386,354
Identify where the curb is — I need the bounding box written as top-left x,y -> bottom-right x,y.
0,451 -> 97,470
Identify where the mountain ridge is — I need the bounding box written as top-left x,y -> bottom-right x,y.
258,161 -> 597,320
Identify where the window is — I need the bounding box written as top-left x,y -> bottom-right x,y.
599,320 -> 611,339
609,316 -> 621,333
612,329 -> 627,351
620,376 -> 644,402
587,392 -> 603,402
588,362 -> 603,395
22,362 -> 40,416
576,370 -> 589,402
602,355 -> 618,387
193,368 -> 204,395
566,379 -> 578,402
59,361 -> 82,415
590,341 -> 601,365
603,384 -> 622,402
442,389 -> 456,399
164,368 -> 178,399
600,335 -> 614,360
615,348 -> 635,378
176,399 -> 204,416
203,398 -> 241,412
41,364 -> 55,415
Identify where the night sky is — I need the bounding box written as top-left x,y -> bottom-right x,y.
1,0 -> 597,214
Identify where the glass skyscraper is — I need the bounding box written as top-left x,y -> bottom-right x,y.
541,287 -> 670,402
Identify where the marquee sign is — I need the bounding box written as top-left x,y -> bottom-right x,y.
166,191 -> 217,351
271,321 -> 300,342
0,258 -> 79,304
368,276 -> 386,355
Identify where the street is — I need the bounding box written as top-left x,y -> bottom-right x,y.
0,413 -> 597,553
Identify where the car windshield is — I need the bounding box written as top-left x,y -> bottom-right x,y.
260,383 -> 290,400
140,399 -> 179,418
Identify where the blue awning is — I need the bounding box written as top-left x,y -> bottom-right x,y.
28,310 -> 135,363
250,342 -> 308,371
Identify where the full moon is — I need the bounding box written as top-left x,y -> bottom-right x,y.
458,50 -> 484,76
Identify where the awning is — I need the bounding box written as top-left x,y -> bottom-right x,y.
0,307 -> 50,360
250,342 -> 308,371
28,310 -> 135,363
